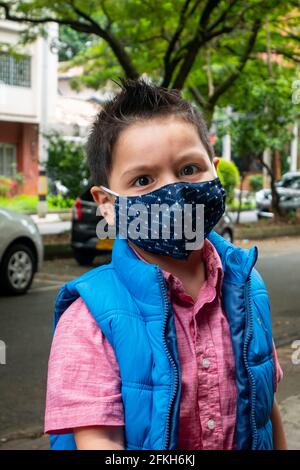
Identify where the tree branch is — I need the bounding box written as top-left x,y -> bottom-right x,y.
162,0 -> 196,86
0,1 -> 93,33
100,0 -> 113,30
273,48 -> 300,63
206,0 -> 239,32
0,1 -> 140,79
188,85 -> 208,107
199,0 -> 222,30
208,20 -> 261,106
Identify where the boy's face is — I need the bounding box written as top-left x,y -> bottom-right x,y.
91,115 -> 218,224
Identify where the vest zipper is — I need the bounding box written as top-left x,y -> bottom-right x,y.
243,274 -> 258,450
157,267 -> 180,450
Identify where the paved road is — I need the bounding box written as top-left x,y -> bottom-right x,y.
0,253 -> 110,439
239,237 -> 300,346
0,237 -> 299,447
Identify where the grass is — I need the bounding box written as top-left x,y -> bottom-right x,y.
228,199 -> 256,211
0,195 -> 74,213
0,195 -> 38,212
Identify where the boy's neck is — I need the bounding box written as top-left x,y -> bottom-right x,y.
128,240 -> 205,282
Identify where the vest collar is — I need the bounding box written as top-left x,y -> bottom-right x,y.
207,230 -> 258,284
112,230 -> 258,302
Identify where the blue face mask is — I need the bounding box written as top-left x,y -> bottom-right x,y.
101,175 -> 226,259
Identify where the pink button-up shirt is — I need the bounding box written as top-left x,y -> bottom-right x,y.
45,239 -> 283,449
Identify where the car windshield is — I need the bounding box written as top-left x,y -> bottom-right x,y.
276,176 -> 300,188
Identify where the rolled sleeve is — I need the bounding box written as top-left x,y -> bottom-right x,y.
44,297 -> 124,434
272,338 -> 283,393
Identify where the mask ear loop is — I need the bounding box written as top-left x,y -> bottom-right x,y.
100,185 -> 120,197
211,160 -> 218,178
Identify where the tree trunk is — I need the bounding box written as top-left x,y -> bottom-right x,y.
236,173 -> 246,225
258,153 -> 282,219
270,150 -> 282,219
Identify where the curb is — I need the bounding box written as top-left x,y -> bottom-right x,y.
43,229 -> 300,260
234,224 -> 300,240
44,243 -> 73,260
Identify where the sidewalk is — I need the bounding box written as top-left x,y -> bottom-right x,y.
0,434 -> 49,450
0,345 -> 299,450
30,213 -> 71,236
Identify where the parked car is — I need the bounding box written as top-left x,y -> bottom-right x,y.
0,209 -> 43,295
256,171 -> 300,218
47,177 -> 69,197
71,187 -> 234,266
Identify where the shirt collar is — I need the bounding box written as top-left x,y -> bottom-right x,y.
129,238 -> 224,299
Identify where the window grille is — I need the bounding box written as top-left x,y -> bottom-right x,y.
0,54 -> 31,88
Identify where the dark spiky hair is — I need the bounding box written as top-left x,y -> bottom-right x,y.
86,77 -> 214,186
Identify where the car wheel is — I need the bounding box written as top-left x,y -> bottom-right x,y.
222,229 -> 233,244
73,249 -> 95,266
0,243 -> 35,295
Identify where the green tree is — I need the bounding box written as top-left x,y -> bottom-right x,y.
1,1 -> 299,125
226,68 -> 298,217
57,25 -> 93,62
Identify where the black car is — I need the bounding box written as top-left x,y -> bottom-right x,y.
71,188 -> 234,266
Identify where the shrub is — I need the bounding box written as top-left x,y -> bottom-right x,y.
248,174 -> 263,193
47,194 -> 75,209
0,177 -> 19,197
216,158 -> 240,205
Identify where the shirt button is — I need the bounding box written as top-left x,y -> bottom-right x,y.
202,358 -> 210,369
207,419 -> 215,430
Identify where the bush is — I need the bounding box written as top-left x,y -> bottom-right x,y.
216,158 -> 240,205
47,194 -> 75,209
248,174 -> 263,193
45,131 -> 89,199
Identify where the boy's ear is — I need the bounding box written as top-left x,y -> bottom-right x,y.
213,157 -> 220,171
90,186 -> 115,225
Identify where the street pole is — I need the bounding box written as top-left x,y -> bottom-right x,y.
37,29 -> 49,218
290,121 -> 298,172
222,106 -> 232,161
263,148 -> 271,189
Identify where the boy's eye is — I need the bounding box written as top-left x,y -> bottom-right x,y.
179,164 -> 200,176
133,176 -> 153,187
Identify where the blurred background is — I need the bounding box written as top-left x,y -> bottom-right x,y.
0,0 -> 299,450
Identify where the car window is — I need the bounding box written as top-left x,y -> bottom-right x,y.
281,176 -> 300,188
290,180 -> 300,189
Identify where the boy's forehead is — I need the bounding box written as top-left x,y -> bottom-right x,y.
112,116 -> 208,165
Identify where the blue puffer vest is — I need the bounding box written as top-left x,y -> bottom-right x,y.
49,230 -> 275,450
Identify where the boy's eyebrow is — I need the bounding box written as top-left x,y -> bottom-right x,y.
122,165 -> 156,178
122,152 -> 208,178
176,151 -> 208,162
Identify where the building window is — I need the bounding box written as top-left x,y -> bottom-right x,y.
0,144 -> 17,177
0,54 -> 31,88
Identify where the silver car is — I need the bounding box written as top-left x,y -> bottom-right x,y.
256,171 -> 300,217
0,209 -> 43,295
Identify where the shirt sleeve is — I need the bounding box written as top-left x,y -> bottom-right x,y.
272,338 -> 283,393
44,296 -> 125,435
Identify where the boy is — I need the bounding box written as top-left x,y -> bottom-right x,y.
44,78 -> 286,450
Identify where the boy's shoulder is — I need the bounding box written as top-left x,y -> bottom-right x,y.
69,260 -> 116,288
251,266 -> 268,291
53,261 -> 119,329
